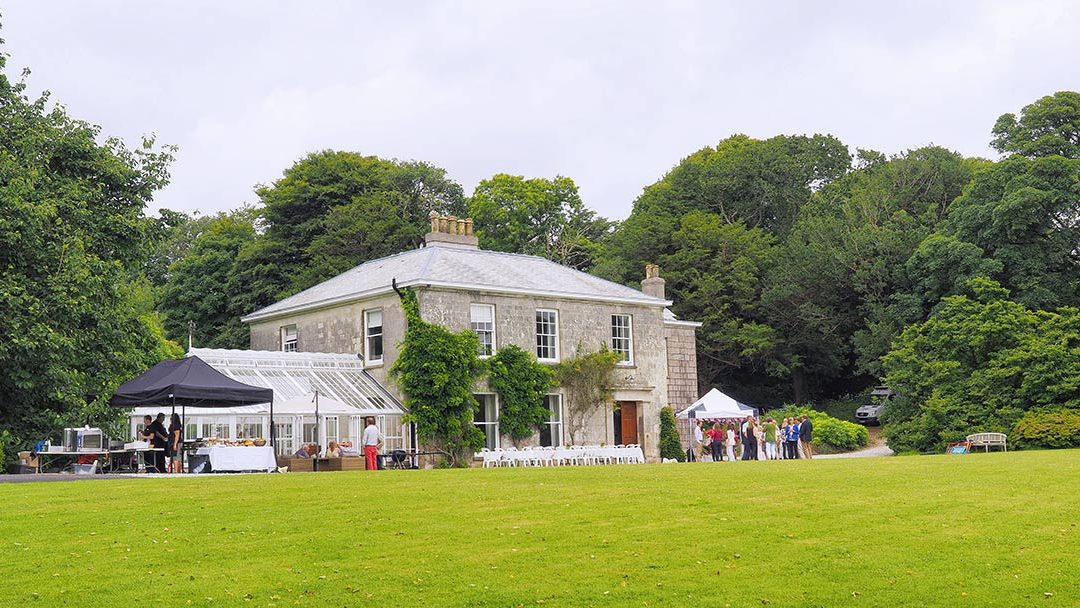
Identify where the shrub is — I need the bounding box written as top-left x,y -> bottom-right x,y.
658,407 -> 685,462
1013,409 -> 1080,450
767,405 -> 869,452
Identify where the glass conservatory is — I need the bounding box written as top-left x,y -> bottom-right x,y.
127,348 -> 409,456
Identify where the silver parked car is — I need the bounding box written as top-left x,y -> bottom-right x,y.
855,386 -> 893,425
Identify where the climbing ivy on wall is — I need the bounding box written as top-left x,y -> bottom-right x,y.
488,345 -> 556,445
390,287 -> 485,466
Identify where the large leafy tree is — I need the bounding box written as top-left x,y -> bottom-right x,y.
229,151 -> 466,318
882,278 -> 1080,452
159,209 -> 258,349
596,133 -> 850,284
764,146 -> 981,395
468,174 -> 613,271
0,55 -> 180,454
991,91 -> 1080,159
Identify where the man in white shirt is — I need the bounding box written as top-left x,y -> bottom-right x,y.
691,420 -> 703,462
362,416 -> 381,470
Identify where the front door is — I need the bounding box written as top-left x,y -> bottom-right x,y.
614,401 -> 639,445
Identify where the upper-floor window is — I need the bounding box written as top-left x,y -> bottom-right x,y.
611,314 -> 633,365
281,325 -> 298,352
364,309 -> 383,365
470,303 -> 495,357
535,309 -> 559,361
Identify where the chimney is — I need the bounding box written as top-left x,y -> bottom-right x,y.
641,263 -> 665,299
425,211 -> 479,249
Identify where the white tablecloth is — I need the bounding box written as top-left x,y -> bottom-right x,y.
195,446 -> 276,472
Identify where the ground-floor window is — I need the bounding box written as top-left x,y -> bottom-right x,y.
474,393 -> 499,450
238,416 -> 264,440
539,394 -> 563,447
324,415 -> 339,445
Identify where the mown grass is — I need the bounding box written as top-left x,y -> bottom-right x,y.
2,450 -> 1077,607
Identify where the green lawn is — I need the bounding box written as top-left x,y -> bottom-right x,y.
2,450 -> 1077,607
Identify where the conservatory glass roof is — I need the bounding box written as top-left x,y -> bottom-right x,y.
184,348 -> 406,416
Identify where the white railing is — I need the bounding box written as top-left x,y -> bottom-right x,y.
478,445 -> 645,468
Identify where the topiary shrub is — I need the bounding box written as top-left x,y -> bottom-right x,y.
658,406 -> 685,462
1013,409 -> 1080,449
767,405 -> 869,452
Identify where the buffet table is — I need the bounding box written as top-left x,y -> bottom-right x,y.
195,445 -> 276,473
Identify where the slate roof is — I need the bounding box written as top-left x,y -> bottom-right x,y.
242,243 -> 670,322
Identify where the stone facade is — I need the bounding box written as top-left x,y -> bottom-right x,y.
246,217 -> 700,461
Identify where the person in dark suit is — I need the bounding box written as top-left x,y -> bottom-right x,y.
799,415 -> 814,459
148,413 -> 169,473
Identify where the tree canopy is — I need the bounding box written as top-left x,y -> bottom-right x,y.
0,57 -> 180,453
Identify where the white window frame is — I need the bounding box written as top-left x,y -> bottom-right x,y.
540,394 -> 563,448
274,419 -> 295,457
281,324 -> 298,352
535,309 -> 560,362
611,314 -> 634,366
364,308 -> 384,366
470,303 -> 496,358
473,393 -> 500,450
323,415 -> 339,445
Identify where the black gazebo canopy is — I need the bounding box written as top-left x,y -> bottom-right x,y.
110,356 -> 273,408
110,356 -> 276,446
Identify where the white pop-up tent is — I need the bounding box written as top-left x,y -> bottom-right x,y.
676,388 -> 758,420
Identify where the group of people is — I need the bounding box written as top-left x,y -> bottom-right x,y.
291,416 -> 383,470
691,415 -> 814,462
139,413 -> 183,473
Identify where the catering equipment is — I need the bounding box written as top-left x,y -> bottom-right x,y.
124,440 -> 150,450
76,427 -> 105,452
63,428 -> 79,452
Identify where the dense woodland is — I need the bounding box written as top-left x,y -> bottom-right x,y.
1,36 -> 1077,460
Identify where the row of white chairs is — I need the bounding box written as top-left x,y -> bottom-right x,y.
479,445 -> 645,468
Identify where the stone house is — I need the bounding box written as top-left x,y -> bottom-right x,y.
241,216 -> 700,460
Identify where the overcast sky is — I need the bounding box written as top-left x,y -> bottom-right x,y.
4,1 -> 1078,220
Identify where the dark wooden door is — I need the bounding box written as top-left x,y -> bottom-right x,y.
616,401 -> 638,445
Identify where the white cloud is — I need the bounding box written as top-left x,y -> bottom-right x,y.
3,0 -> 1077,220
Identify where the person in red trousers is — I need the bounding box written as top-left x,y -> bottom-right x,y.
362,416 -> 381,470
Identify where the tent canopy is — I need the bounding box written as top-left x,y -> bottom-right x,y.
110,356 -> 273,408
676,388 -> 758,420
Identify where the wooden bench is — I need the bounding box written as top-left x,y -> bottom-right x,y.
966,432 -> 1007,452
277,456 -> 314,472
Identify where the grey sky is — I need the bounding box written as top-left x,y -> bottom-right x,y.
4,1 -> 1077,220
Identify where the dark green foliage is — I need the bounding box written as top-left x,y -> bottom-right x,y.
230,151 -> 466,317
767,406 -> 869,452
159,209 -> 258,349
469,174 -> 614,271
944,154 -> 1080,310
0,56 -> 181,461
1013,409 -> 1080,449
882,278 -> 1080,452
552,345 -> 621,445
658,406 -> 685,461
991,91 -> 1080,159
390,288 -> 485,465
487,345 -> 556,444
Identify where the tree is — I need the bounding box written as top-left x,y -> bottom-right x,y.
991,91 -> 1080,159
468,174 -> 613,271
487,345 -> 556,445
159,209 -> 258,349
229,151 -> 466,317
596,133 -> 850,285
0,55 -> 181,459
552,345 -> 620,445
944,154 -> 1080,310
881,278 -> 1080,452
